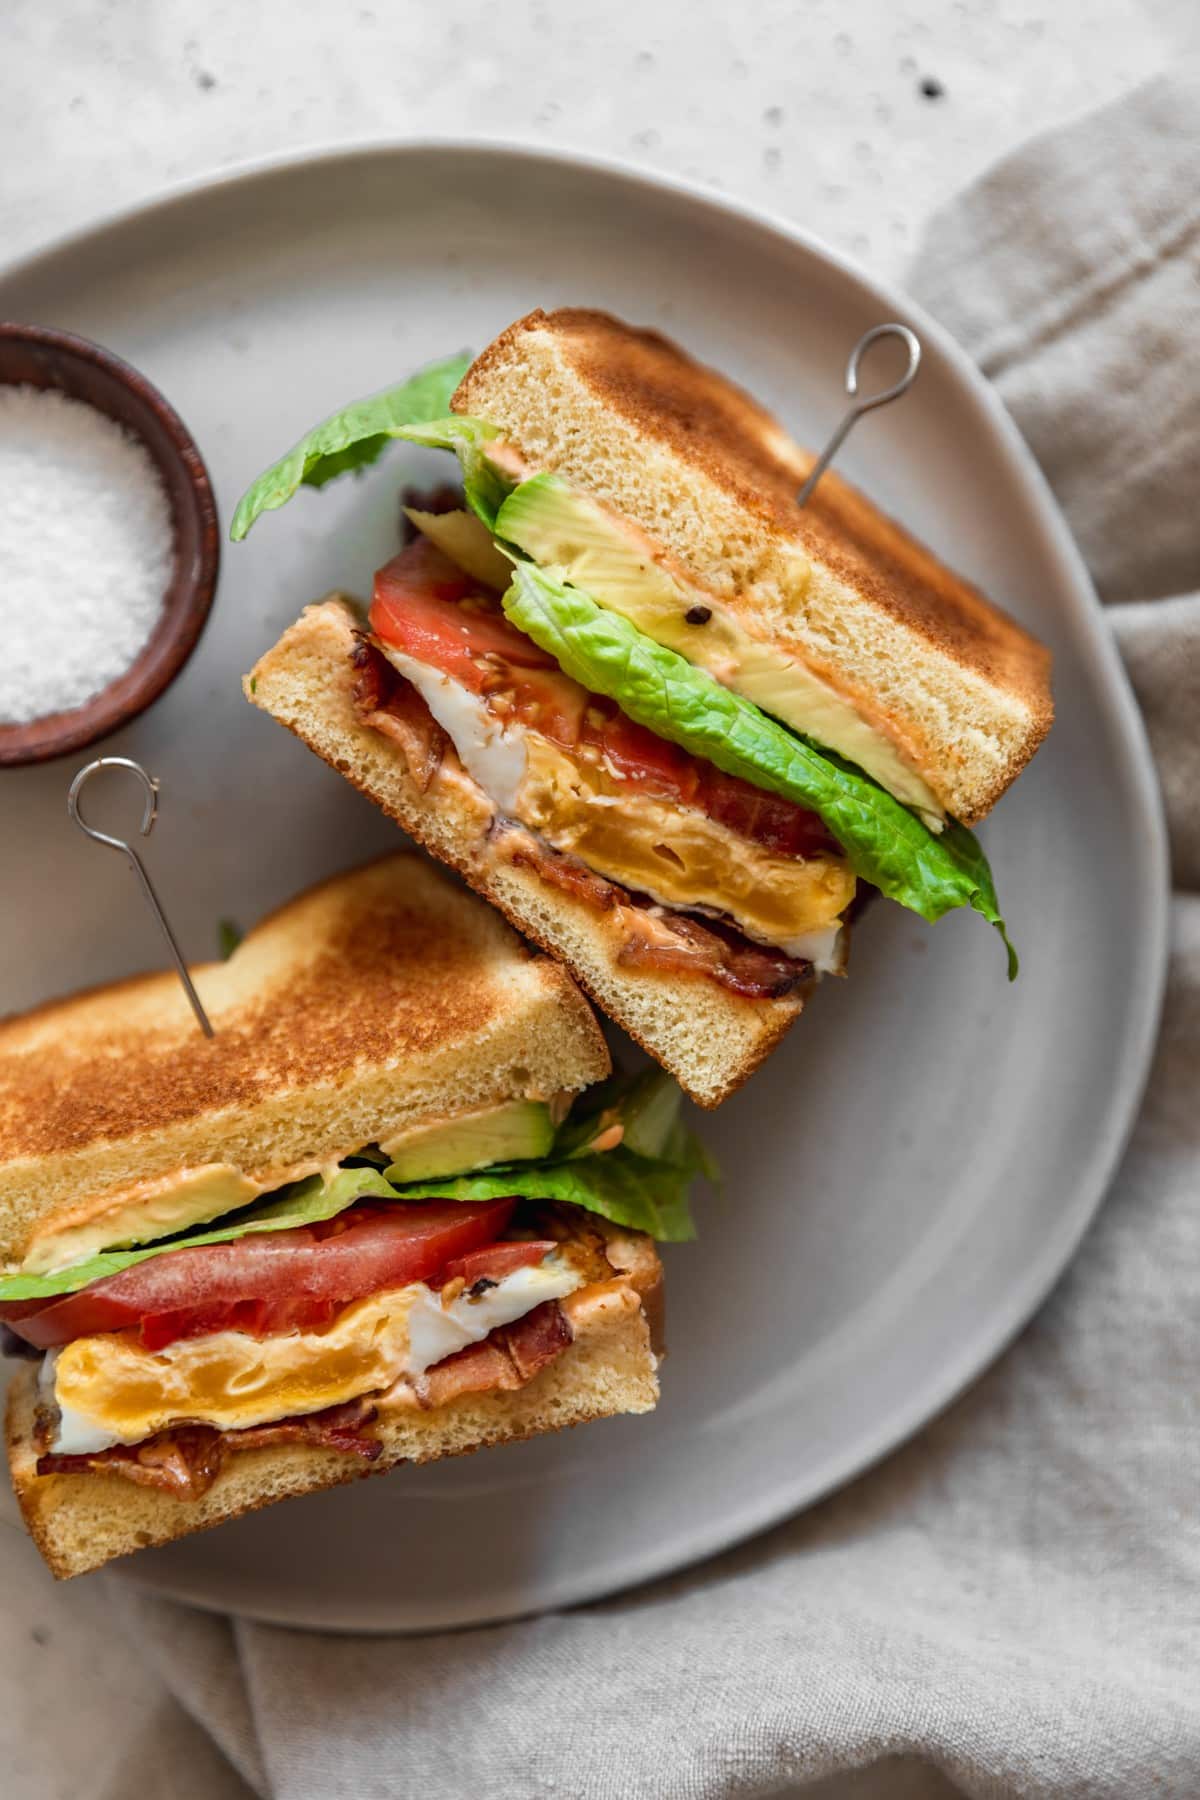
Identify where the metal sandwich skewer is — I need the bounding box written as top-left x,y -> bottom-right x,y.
67,756 -> 215,1039
796,322 -> 922,508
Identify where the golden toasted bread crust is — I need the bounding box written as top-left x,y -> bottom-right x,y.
464,306 -> 806,492
245,600 -> 808,1108
0,852 -> 609,1262
454,308 -> 1053,822
8,1224 -> 662,1579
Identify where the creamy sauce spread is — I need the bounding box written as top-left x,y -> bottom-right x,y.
22,1166 -> 286,1277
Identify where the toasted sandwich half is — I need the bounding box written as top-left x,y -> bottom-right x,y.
1,854 -> 701,1579
234,309 -> 1051,1105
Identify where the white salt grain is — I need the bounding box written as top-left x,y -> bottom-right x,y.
0,385 -> 174,724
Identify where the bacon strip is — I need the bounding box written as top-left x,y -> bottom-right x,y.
33,1304 -> 575,1499
417,1300 -> 573,1408
505,1300 -> 574,1379
499,830 -> 810,1001
351,635 -> 448,791
616,908 -> 808,1001
37,1398 -> 382,1501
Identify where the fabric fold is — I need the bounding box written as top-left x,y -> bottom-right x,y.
911,72 -> 1200,608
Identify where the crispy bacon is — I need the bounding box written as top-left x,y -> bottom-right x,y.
617,909 -> 809,1000
232,1399 -> 383,1461
350,634 -> 448,792
498,829 -> 810,1000
33,1305 -> 576,1499
37,1399 -> 382,1500
504,1299 -> 574,1379
349,632 -> 392,713
418,1301 -> 572,1408
501,831 -> 622,912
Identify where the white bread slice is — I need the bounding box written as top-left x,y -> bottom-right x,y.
0,853 -> 608,1267
245,600 -> 807,1108
453,308 -> 1053,825
7,1227 -> 662,1579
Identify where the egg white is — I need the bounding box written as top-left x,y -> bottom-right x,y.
45,1259 -> 582,1456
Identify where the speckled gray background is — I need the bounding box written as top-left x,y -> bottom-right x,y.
3,0 -> 1195,281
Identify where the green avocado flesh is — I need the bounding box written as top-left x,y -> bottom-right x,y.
494,473 -> 942,822
404,506 -> 514,591
380,1100 -> 554,1183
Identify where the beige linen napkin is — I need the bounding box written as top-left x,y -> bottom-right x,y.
4,71 -> 1198,1800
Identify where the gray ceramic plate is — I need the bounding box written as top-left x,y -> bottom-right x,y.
0,142 -> 1167,1632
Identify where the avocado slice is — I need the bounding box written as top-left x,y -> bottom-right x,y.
379,1099 -> 554,1182
495,473 -> 942,824
404,506 -> 514,591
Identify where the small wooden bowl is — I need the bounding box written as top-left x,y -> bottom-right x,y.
0,324 -> 219,766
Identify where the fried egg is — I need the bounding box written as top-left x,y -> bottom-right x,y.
44,1259 -> 582,1455
385,648 -> 854,967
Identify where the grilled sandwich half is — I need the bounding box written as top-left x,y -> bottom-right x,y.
236,309 -> 1052,1105
1,855 -> 696,1578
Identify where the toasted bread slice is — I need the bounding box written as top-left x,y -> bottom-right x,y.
0,852 -> 608,1268
453,307 -> 1052,825
246,600 -> 807,1108
7,1224 -> 662,1579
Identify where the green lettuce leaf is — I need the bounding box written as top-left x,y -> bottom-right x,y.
217,918 -> 243,960
551,1065 -> 711,1166
0,1167 -> 396,1303
385,416 -> 512,530
229,355 -> 472,540
386,1066 -> 712,1240
504,563 -> 1017,976
390,1148 -> 698,1242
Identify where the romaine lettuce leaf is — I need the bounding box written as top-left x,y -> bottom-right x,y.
229,355 -> 471,540
217,918 -> 243,960
504,563 -> 1017,976
551,1065 -> 704,1163
390,1147 -> 699,1242
386,416 -> 512,530
0,1167 -> 396,1303
387,1066 -> 711,1240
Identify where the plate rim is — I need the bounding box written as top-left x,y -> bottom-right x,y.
1,136 -> 1171,1632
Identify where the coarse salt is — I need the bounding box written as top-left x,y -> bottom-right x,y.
0,385 -> 174,725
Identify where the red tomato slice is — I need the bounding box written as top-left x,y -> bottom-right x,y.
0,1199 -> 517,1353
701,772 -> 835,858
441,1240 -> 557,1287
373,542 -> 553,685
371,534 -> 832,858
500,666 -> 590,750
372,545 -> 587,745
591,707 -> 701,805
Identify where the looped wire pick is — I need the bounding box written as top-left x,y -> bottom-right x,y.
67,757 -> 215,1038
796,322 -> 922,509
